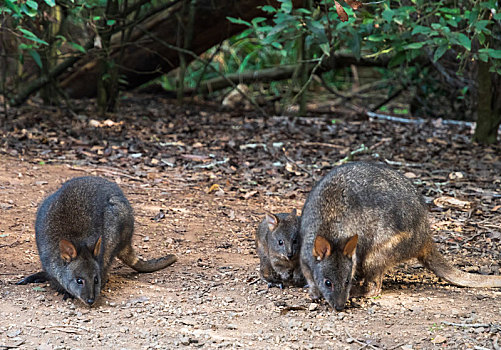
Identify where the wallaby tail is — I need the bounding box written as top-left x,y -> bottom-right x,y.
118,245 -> 177,273
419,244 -> 501,288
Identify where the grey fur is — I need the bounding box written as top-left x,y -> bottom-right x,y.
255,210 -> 305,288
18,176 -> 177,305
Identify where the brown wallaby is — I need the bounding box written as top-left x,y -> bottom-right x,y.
255,210 -> 305,288
17,176 -> 177,306
300,162 -> 501,311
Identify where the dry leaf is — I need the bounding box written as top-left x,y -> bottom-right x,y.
433,196 -> 472,211
243,190 -> 258,200
207,183 -> 221,193
334,1 -> 349,22
431,335 -> 447,344
345,0 -> 363,10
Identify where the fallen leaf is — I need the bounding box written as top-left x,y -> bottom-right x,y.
207,184 -> 221,193
243,190 -> 258,200
433,196 -> 472,211
181,154 -> 210,161
432,335 -> 447,344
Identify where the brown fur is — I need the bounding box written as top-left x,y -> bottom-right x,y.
300,162 -> 501,311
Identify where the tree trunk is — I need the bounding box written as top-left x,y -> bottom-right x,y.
60,0 -> 305,99
473,61 -> 501,144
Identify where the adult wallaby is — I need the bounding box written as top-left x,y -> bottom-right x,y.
17,176 -> 177,306
255,210 -> 305,288
300,162 -> 501,311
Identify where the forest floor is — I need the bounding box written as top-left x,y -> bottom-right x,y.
0,96 -> 500,350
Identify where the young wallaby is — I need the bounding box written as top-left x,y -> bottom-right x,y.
255,209 -> 305,288
300,162 -> 501,311
17,176 -> 177,306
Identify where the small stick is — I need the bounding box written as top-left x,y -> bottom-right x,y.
345,328 -> 379,350
441,321 -> 494,328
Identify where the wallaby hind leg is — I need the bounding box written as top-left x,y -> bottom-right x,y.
16,271 -> 49,285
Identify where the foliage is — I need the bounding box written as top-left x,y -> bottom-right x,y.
220,0 -> 500,117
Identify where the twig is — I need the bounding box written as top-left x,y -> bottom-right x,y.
335,144 -> 369,165
290,54 -> 325,107
70,166 -> 143,181
302,141 -> 345,149
0,339 -> 25,349
345,328 -> 379,350
441,321 -> 495,328
193,158 -> 229,169
282,148 -> 315,179
247,277 -> 260,286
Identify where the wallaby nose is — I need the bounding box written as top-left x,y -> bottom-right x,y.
287,253 -> 294,260
335,304 -> 345,312
86,298 -> 95,305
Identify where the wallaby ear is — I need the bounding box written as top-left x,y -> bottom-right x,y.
265,213 -> 279,232
60,240 -> 77,262
93,236 -> 102,258
343,235 -> 358,258
313,236 -> 332,261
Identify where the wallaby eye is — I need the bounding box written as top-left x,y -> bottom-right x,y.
94,277 -> 99,285
76,278 -> 84,285
278,240 -> 284,246
324,279 -> 332,288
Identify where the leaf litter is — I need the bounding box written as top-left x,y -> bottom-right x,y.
0,96 -> 500,349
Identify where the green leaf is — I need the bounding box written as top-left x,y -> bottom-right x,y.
271,41 -> 283,49
433,45 -> 448,62
411,25 -> 431,35
19,28 -> 49,45
68,42 -> 86,53
404,42 -> 425,49
29,49 -> 42,68
279,0 -> 292,14
43,0 -> 56,6
4,0 -> 21,16
226,17 -> 251,27
367,34 -> 385,42
382,8 -> 394,23
32,286 -> 46,292
260,5 -> 277,13
456,33 -> 471,51
488,50 -> 501,59
26,0 -> 38,10
388,51 -> 406,67
106,19 -> 116,26
319,42 -> 330,56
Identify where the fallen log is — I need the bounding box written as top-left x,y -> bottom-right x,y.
60,0 -> 305,98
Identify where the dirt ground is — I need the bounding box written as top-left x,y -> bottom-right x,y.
0,98 -> 500,349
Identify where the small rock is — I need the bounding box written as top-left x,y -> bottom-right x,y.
432,335 -> 446,344
401,345 -> 413,350
309,303 -> 318,311
180,336 -> 191,346
7,329 -> 22,338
